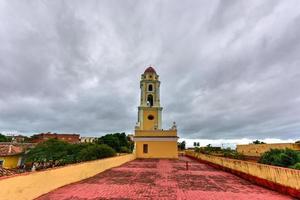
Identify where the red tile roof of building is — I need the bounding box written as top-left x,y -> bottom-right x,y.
144,66 -> 156,74
0,167 -> 16,177
0,144 -> 24,156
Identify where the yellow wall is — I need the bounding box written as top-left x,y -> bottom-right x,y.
143,109 -> 158,130
0,155 -> 21,169
186,151 -> 300,191
135,130 -> 177,137
237,143 -> 300,157
136,141 -> 178,158
0,154 -> 136,200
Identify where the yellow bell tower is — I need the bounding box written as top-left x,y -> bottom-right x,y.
134,66 -> 178,159
137,66 -> 162,131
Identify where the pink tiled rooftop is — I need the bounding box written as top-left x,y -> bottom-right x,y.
37,156 -> 293,200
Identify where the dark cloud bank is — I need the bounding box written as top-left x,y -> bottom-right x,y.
0,0 -> 300,142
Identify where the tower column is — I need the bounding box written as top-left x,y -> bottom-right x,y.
157,108 -> 162,129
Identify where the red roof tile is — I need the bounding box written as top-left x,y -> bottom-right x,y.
144,66 -> 156,74
0,167 -> 16,177
0,145 -> 23,156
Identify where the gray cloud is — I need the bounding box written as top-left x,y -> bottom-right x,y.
0,0 -> 300,140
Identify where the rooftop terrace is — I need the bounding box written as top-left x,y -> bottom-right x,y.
37,156 -> 292,200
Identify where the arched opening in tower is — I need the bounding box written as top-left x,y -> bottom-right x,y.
148,84 -> 153,91
147,95 -> 153,107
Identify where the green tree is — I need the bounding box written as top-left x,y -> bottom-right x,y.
0,133 -> 8,142
259,148 -> 300,168
97,132 -> 133,153
120,146 -> 130,153
178,141 -> 186,150
25,139 -> 73,165
253,140 -> 266,144
25,139 -> 116,169
290,163 -> 300,170
98,134 -> 120,152
77,144 -> 115,161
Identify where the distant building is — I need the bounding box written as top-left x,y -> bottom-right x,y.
0,144 -> 24,169
80,137 -> 97,143
31,132 -> 80,144
237,143 -> 300,157
11,135 -> 26,143
133,67 -> 178,158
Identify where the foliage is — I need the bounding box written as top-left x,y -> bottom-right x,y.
120,146 -> 130,153
97,132 -> 133,153
0,133 -> 11,142
259,148 -> 300,169
296,141 -> 300,144
253,140 -> 266,144
222,148 -> 245,160
193,142 -> 200,147
25,139 -> 116,169
290,163 -> 300,170
178,141 -> 186,150
200,144 -> 222,154
77,144 -> 115,161
196,145 -> 245,160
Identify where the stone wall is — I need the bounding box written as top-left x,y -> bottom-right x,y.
186,151 -> 300,198
237,143 -> 300,157
0,154 -> 136,200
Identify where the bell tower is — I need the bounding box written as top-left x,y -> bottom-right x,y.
136,66 -> 162,130
134,65 -> 178,159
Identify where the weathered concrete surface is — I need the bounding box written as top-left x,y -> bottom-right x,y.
37,156 -> 293,200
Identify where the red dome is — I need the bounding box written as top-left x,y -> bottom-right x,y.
144,66 -> 156,74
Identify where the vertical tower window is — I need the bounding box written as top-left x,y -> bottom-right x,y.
148,84 -> 153,91
143,144 -> 148,153
147,95 -> 153,107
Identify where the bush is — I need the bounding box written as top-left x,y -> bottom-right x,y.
259,148 -> 300,169
223,150 -> 245,160
253,140 -> 265,144
25,139 -> 72,164
78,144 -> 116,161
120,146 -> 130,153
0,133 -> 10,142
25,139 -> 116,169
194,147 -> 200,153
290,163 -> 300,170
97,132 -> 133,153
177,141 -> 186,151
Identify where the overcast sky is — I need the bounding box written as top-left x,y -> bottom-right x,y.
0,0 -> 300,142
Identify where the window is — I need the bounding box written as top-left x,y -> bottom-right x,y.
0,160 -> 3,167
148,84 -> 153,91
147,95 -> 153,106
143,144 -> 148,153
148,115 -> 154,120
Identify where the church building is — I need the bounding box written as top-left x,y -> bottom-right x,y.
133,66 -> 178,158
